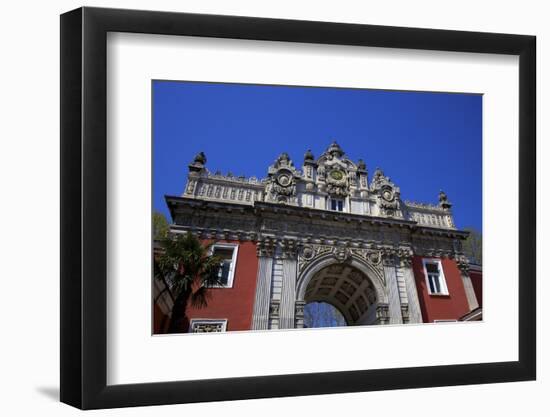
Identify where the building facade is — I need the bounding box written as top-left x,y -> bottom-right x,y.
155,142 -> 482,333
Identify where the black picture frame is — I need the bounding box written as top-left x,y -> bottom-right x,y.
60,6 -> 536,410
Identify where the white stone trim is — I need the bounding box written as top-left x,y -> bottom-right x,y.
209,243 -> 239,288
422,258 -> 449,296
188,318 -> 228,333
400,263 -> 423,324
279,257 -> 297,329
383,262 -> 403,324
251,256 -> 274,330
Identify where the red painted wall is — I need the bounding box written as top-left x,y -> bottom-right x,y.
183,240 -> 259,332
469,269 -> 483,308
412,256 -> 471,322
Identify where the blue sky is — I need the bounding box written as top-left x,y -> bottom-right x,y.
153,81 -> 482,231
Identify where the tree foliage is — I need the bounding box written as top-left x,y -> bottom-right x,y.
153,211 -> 170,240
463,227 -> 482,265
154,232 -> 223,333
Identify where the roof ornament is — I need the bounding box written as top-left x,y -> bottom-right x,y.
439,189 -> 452,210
274,152 -> 294,168
188,151 -> 207,173
304,149 -> 315,162
326,141 -> 344,158
193,151 -> 206,166
357,158 -> 366,171
372,167 -> 385,183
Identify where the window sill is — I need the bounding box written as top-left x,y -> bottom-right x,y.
428,293 -> 450,297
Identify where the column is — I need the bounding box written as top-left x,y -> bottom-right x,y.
295,301 -> 306,328
251,241 -> 274,330
400,258 -> 423,323
458,260 -> 480,311
383,254 -> 403,325
279,242 -> 298,329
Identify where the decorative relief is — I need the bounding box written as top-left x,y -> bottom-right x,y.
370,168 -> 402,218
256,239 -> 275,258
405,201 -> 447,211
325,166 -> 349,197
190,320 -> 226,333
280,239 -> 299,259
265,153 -> 300,205
401,304 -> 410,324
270,301 -> 280,317
456,255 -> 470,274
295,301 -> 305,317
182,146 -> 456,231
297,244 -> 383,275
376,303 -> 390,325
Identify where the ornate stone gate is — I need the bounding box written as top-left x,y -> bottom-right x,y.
251,240 -> 424,330
166,142 -> 478,330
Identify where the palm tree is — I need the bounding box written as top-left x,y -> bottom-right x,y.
154,232 -> 223,333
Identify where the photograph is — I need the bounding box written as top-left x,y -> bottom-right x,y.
152,80 -> 483,334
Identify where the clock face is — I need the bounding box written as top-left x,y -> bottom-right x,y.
277,173 -> 291,186
382,189 -> 394,201
330,170 -> 344,181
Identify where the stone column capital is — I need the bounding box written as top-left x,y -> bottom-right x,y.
256,239 -> 275,258
280,238 -> 299,259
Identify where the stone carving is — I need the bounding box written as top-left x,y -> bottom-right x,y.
180,142 -> 457,232
257,239 -> 275,257
370,168 -> 402,218
376,303 -> 390,325
265,153 -> 300,205
334,246 -> 352,262
401,304 -> 410,324
281,239 -> 299,259
439,189 -> 452,210
270,301 -> 280,317
297,243 -> 383,274
325,166 -> 349,196
190,321 -> 225,333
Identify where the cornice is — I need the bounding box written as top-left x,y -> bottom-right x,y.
165,195 -> 469,240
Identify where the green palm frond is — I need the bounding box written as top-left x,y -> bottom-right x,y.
154,231 -> 225,298
190,286 -> 211,309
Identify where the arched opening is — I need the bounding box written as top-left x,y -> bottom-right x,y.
304,301 -> 347,328
303,263 -> 379,326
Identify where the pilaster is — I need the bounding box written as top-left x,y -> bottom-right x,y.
382,254 -> 403,324
251,240 -> 275,330
279,240 -> 298,329
399,257 -> 423,323
457,258 -> 480,311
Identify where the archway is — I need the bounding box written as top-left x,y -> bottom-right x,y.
304,301 -> 347,328
302,262 -> 381,326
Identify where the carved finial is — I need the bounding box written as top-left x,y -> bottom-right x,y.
439,189 -> 452,209
275,152 -> 294,168
326,141 -> 344,157
189,151 -> 207,173
357,158 -> 366,171
304,149 -> 314,162
193,151 -> 206,165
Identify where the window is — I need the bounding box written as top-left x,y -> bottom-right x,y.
189,319 -> 227,333
330,199 -> 344,211
210,244 -> 239,287
422,259 -> 449,295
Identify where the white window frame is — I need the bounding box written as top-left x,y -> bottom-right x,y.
188,318 -> 228,333
329,197 -> 345,212
422,258 -> 449,296
209,243 -> 239,288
